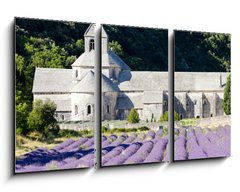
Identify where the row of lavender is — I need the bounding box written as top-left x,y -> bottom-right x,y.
174,125 -> 231,160
102,129 -> 168,166
15,137 -> 95,173
16,129 -> 169,172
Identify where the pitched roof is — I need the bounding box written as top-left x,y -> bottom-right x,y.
102,74 -> 119,92
175,72 -> 229,91
118,71 -> 168,91
71,70 -> 119,93
102,51 -> 131,70
32,68 -> 72,93
71,70 -> 95,93
118,71 -> 229,92
71,51 -> 94,67
84,23 -> 95,37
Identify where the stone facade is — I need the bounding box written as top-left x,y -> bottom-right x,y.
32,24 -> 229,122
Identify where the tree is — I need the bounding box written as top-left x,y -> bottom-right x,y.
127,108 -> 140,123
160,111 -> 180,122
16,54 -> 25,76
175,31 -> 231,72
28,99 -> 59,140
109,40 -> 124,56
16,102 -> 30,135
25,37 -> 68,68
223,75 -> 231,115
16,90 -> 30,135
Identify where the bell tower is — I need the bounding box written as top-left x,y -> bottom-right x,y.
71,24 -> 95,82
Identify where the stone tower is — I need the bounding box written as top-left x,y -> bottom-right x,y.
71,24 -> 95,82
101,26 -> 130,82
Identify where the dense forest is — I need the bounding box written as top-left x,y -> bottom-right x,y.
103,24 -> 168,71
175,30 -> 231,72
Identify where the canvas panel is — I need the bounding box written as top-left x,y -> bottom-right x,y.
15,18 -> 95,173
174,30 -> 231,161
101,24 -> 169,167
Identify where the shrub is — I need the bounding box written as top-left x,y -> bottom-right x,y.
160,111 -> 180,122
101,126 -> 108,133
58,129 -> 79,138
127,108 -> 140,124
137,126 -> 149,131
16,102 -> 30,135
28,99 -> 59,140
26,131 -> 43,141
223,74 -> 231,115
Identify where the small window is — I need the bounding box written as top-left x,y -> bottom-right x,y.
107,105 -> 110,114
75,105 -> 78,115
203,99 -> 207,105
61,114 -> 64,121
87,105 -> 91,115
164,101 -> 167,106
89,39 -> 94,51
75,70 -> 78,78
194,100 -> 197,105
211,113 -> 213,117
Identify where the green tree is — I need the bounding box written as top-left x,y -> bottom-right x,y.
66,55 -> 77,67
16,54 -> 25,76
160,111 -> 180,122
109,40 -> 124,56
16,90 -> 30,135
204,33 -> 231,72
25,37 -> 68,68
28,99 -> 59,140
223,75 -> 231,115
15,19 -> 90,124
175,31 -> 230,72
127,108 -> 140,123
75,39 -> 84,53
16,102 -> 30,135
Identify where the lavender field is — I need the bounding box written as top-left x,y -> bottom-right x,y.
16,124 -> 229,172
174,125 -> 231,161
15,137 -> 94,173
102,130 -> 169,166
16,129 -> 169,173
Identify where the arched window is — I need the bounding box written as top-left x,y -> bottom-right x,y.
203,99 -> 207,105
89,39 -> 94,51
61,114 -> 64,121
75,105 -> 78,115
87,105 -> 91,115
180,114 -> 183,119
107,105 -> 110,114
